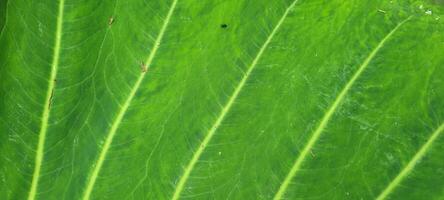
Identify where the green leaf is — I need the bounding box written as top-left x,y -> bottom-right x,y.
0,1 -> 6,34
1,0 -> 444,200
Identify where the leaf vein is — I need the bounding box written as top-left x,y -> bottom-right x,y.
272,16 -> 412,200
170,1 -> 301,199
27,0 -> 65,199
376,123 -> 444,200
80,0 -> 179,199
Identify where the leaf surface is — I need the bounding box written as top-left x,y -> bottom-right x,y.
1,0 -> 444,200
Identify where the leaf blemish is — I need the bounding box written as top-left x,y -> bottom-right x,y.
220,24 -> 228,29
140,62 -> 147,73
310,150 -> 315,157
47,79 -> 57,109
108,16 -> 115,26
48,89 -> 55,109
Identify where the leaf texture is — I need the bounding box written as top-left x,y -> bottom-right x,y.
0,0 -> 444,200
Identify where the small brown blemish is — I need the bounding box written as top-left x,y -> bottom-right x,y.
48,79 -> 57,109
48,89 -> 55,109
108,16 -> 115,26
140,62 -> 147,73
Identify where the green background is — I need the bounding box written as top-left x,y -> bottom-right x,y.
1,0 -> 444,199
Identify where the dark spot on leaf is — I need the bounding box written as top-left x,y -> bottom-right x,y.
220,24 -> 228,29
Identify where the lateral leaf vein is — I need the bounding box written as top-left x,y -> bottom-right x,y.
376,123 -> 444,200
171,1 -> 300,199
27,0 -> 65,199
272,17 -> 412,200
81,1 -> 179,199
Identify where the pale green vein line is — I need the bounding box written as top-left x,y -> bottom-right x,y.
376,123 -> 444,200
273,17 -> 412,200
81,0 -> 178,199
0,0 -> 9,40
170,1 -> 300,199
27,0 -> 65,200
